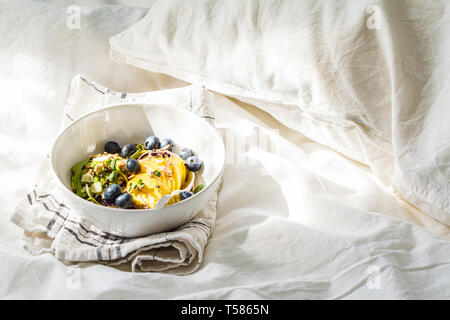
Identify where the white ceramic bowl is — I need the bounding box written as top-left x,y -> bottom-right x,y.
50,103 -> 225,237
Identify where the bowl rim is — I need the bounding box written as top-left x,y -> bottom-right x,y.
50,102 -> 225,214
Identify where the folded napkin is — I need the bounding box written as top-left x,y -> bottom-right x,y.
11,75 -> 220,274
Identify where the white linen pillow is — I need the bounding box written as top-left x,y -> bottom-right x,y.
110,0 -> 450,225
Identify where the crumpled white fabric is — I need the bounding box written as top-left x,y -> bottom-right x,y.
110,0 -> 450,226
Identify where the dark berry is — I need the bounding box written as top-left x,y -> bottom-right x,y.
126,158 -> 141,173
115,193 -> 134,209
144,136 -> 160,150
104,141 -> 121,154
121,144 -> 137,158
185,156 -> 203,171
178,148 -> 194,160
180,191 -> 193,201
104,184 -> 122,204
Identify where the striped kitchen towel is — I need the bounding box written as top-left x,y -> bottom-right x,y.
10,75 -> 220,275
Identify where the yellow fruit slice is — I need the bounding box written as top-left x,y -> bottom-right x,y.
126,152 -> 187,209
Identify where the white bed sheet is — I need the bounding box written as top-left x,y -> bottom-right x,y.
1,0 -> 450,299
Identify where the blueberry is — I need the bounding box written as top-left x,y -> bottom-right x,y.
144,136 -> 160,150
104,184 -> 122,204
115,193 -> 134,209
160,138 -> 175,151
104,141 -> 121,154
185,156 -> 203,172
178,148 -> 194,160
180,191 -> 193,201
121,144 -> 137,158
126,158 -> 141,173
